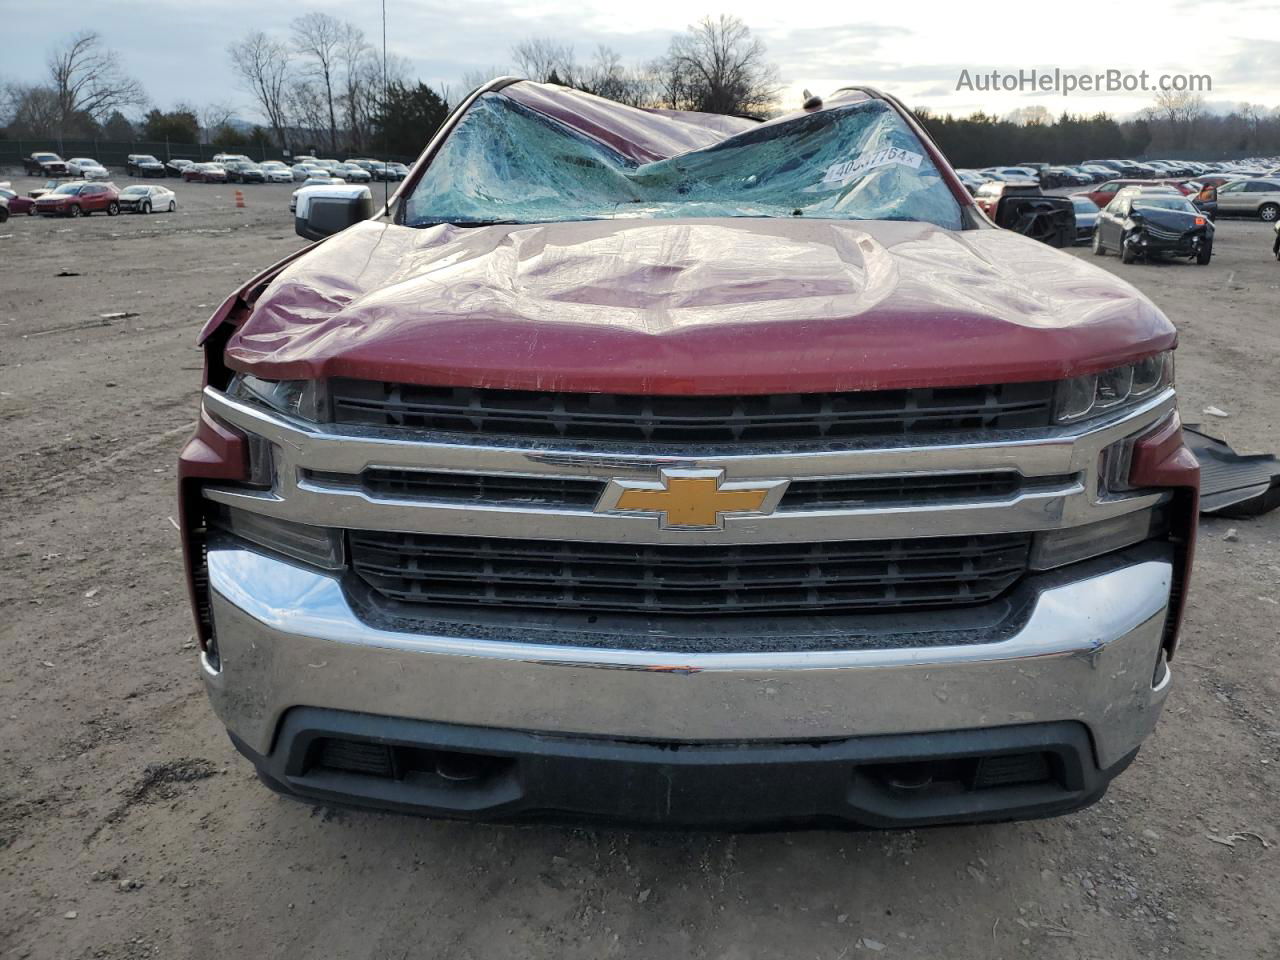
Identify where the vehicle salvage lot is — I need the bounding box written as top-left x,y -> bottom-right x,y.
1,176 -> 1278,960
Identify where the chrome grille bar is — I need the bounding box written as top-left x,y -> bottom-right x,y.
201,385 -> 1174,546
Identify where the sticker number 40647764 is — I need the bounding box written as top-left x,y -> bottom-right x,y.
822,147 -> 924,186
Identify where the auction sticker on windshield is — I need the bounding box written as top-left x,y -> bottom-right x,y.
822,147 -> 925,186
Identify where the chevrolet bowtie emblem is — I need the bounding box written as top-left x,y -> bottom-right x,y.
596,468 -> 789,529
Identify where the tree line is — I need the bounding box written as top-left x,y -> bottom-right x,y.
916,92 -> 1280,168
227,13 -> 780,156
3,21 -> 1278,165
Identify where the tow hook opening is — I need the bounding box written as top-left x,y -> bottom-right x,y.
861,751 -> 1058,796
307,736 -> 514,786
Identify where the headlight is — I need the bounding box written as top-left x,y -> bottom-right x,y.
1053,352 -> 1173,424
227,374 -> 327,421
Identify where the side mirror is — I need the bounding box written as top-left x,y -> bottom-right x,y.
294,184 -> 375,241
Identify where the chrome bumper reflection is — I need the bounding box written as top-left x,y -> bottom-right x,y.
203,546 -> 1173,769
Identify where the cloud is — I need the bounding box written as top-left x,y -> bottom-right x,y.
1214,38 -> 1280,90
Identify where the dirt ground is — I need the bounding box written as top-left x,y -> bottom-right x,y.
2,173 -> 1278,960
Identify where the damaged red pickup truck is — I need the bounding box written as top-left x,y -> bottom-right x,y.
180,80 -> 1197,829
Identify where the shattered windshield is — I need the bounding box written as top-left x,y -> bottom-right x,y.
404,93 -> 963,229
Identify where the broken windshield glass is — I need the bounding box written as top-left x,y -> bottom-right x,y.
404,93 -> 964,229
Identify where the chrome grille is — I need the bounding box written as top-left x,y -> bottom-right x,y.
347,531 -> 1032,615
305,467 -> 1074,511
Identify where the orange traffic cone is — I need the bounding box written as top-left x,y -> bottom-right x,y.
234,190 -> 245,208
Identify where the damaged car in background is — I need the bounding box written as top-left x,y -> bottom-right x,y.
1093,187 -> 1214,264
182,80 -> 1198,830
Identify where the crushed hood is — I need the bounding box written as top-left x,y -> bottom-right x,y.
222,217 -> 1175,395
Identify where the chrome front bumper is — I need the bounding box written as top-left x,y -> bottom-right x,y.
203,545 -> 1173,770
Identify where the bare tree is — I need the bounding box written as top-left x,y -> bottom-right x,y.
2,82 -> 63,136
653,15 -> 779,117
197,101 -> 237,143
1005,105 -> 1051,127
1152,88 -> 1205,148
291,13 -> 344,153
287,78 -> 330,149
512,37 -> 576,84
228,31 -> 292,148
46,31 -> 146,134
457,67 -> 510,103
576,46 -> 652,107
337,24 -> 374,153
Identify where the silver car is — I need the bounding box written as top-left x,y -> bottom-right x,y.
259,161 -> 295,184
332,163 -> 372,183
118,184 -> 177,214
1215,179 -> 1280,221
291,163 -> 327,182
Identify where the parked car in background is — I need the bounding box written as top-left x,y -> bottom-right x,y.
1070,195 -> 1100,242
386,162 -> 410,180
332,163 -> 372,183
1079,164 -> 1115,181
66,158 -> 110,180
984,166 -> 1040,182
1082,179 -> 1191,208
0,185 -> 37,215
118,184 -> 177,214
125,154 -> 166,177
212,153 -> 252,165
223,161 -> 267,183
1215,179 -> 1280,221
0,195 -> 8,223
259,161 -> 295,183
1093,190 -> 1213,264
23,152 -> 70,177
954,169 -> 987,194
1065,165 -> 1105,183
291,163 -> 327,182
34,181 -> 121,217
166,158 -> 194,178
27,180 -> 62,200
1042,166 -> 1091,188
183,163 -> 229,183
1187,175 -> 1236,190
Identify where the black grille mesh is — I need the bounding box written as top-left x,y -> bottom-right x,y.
348,531 -> 1032,616
329,379 -> 1056,443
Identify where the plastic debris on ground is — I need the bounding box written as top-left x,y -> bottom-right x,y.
1185,425 -> 1280,518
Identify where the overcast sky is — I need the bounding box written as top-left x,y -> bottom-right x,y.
2,0 -> 1278,122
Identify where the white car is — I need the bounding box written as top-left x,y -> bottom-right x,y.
118,184 -> 177,214
67,158 -> 110,180
259,161 -> 295,183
